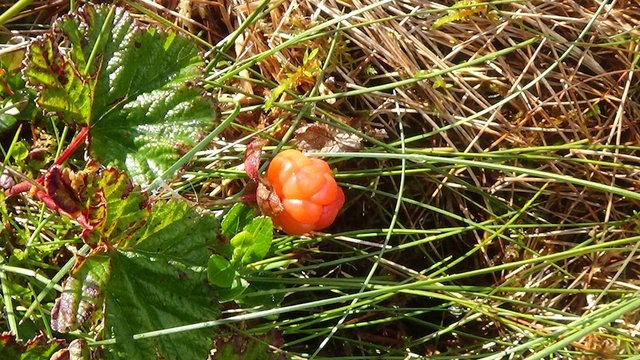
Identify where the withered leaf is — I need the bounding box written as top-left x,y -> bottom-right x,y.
44,165 -> 86,216
51,252 -> 111,333
293,123 -> 362,153
256,182 -> 283,218
49,339 -> 89,360
244,139 -> 268,182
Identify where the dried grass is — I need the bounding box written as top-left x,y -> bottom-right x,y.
147,0 -> 640,355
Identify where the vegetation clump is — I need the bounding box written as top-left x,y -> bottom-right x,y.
1,0 -> 640,358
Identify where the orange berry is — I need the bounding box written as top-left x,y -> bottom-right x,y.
266,149 -> 344,235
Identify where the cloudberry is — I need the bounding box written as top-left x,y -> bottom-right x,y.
266,149 -> 344,235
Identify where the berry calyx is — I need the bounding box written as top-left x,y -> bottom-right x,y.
266,149 -> 344,235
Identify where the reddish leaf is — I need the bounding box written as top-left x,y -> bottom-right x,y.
80,165 -> 147,247
0,332 -> 65,359
244,139 -> 268,182
44,165 -> 86,216
51,251 -> 111,333
23,5 -> 217,185
35,163 -> 147,247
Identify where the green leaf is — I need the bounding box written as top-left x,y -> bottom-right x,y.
22,34 -> 93,125
49,170 -> 220,359
218,277 -> 250,303
221,203 -> 257,240
126,199 -> 218,267
0,113 -> 16,132
8,141 -> 28,161
23,5 -> 216,185
104,251 -> 217,360
80,165 -> 148,247
230,217 -> 273,265
208,254 -> 235,288
211,329 -> 285,360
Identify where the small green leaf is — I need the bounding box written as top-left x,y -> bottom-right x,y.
8,141 -> 28,161
239,217 -> 273,264
264,80 -> 290,111
221,203 -> 257,240
208,254 -> 235,288
218,277 -> 250,303
306,48 -> 320,62
229,216 -> 272,265
230,231 -> 252,264
0,113 -> 16,133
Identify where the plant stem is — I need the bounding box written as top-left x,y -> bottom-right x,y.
19,244 -> 89,324
0,0 -> 33,27
147,98 -> 240,191
83,6 -> 115,75
0,271 -> 19,339
53,126 -> 89,166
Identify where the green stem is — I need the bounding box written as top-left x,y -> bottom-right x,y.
0,271 -> 19,338
89,233 -> 640,347
0,0 -> 33,27
19,245 -> 90,324
505,297 -> 640,360
319,151 -> 640,201
84,5 -> 116,75
147,98 -> 241,191
311,90 -> 409,358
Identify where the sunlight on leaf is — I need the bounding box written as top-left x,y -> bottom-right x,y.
221,203 -> 257,240
48,164 -> 220,360
129,199 -> 219,267
230,217 -> 273,265
23,5 -> 216,185
208,255 -> 235,288
104,251 -> 217,360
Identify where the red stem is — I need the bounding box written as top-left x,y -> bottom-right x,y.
54,126 -> 89,166
6,181 -> 32,196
